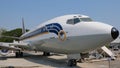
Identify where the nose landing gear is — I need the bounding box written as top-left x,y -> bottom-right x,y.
67,59 -> 77,66
15,51 -> 23,58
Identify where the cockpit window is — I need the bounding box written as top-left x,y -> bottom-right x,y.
80,18 -> 92,22
74,18 -> 80,24
67,19 -> 74,24
67,18 -> 80,25
66,18 -> 92,25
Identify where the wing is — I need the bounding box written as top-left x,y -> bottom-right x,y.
0,43 -> 21,50
0,42 -> 31,51
9,42 -> 32,50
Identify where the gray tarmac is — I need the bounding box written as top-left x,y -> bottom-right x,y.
0,52 -> 120,68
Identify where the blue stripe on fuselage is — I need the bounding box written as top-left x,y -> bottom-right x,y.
21,23 -> 63,40
45,23 -> 63,35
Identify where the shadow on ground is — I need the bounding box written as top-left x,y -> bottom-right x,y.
0,53 -> 82,68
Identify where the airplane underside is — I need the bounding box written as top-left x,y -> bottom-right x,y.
31,34 -> 113,54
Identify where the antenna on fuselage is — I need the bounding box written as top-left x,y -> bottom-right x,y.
22,18 -> 26,34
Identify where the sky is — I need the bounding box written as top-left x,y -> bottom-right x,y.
0,0 -> 120,31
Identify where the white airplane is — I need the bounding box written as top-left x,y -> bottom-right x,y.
0,14 -> 119,66
0,42 -> 16,56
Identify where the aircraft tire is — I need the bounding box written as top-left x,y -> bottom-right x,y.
67,59 -> 77,67
15,52 -> 19,58
20,52 -> 23,57
15,52 -> 23,58
43,52 -> 50,56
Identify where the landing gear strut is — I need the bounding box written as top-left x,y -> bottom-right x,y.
67,54 -> 80,66
43,52 -> 50,56
67,59 -> 77,66
15,51 -> 23,58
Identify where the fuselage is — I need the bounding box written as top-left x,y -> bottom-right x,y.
20,14 -> 119,54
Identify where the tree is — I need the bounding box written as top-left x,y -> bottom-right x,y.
0,28 -> 6,35
0,28 -> 29,42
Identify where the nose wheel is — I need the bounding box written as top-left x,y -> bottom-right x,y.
15,51 -> 23,58
67,59 -> 77,66
43,52 -> 50,56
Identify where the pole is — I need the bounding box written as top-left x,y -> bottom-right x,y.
108,58 -> 111,68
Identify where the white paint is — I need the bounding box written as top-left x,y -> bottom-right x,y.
0,14 -> 117,55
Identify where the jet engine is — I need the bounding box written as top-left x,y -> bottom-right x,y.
0,49 -> 9,56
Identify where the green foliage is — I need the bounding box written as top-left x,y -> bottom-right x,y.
3,28 -> 22,37
0,28 -> 7,35
0,28 -> 29,42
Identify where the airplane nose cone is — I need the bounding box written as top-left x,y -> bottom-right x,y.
111,27 -> 119,39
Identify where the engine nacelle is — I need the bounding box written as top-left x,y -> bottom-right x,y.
0,49 -> 9,56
